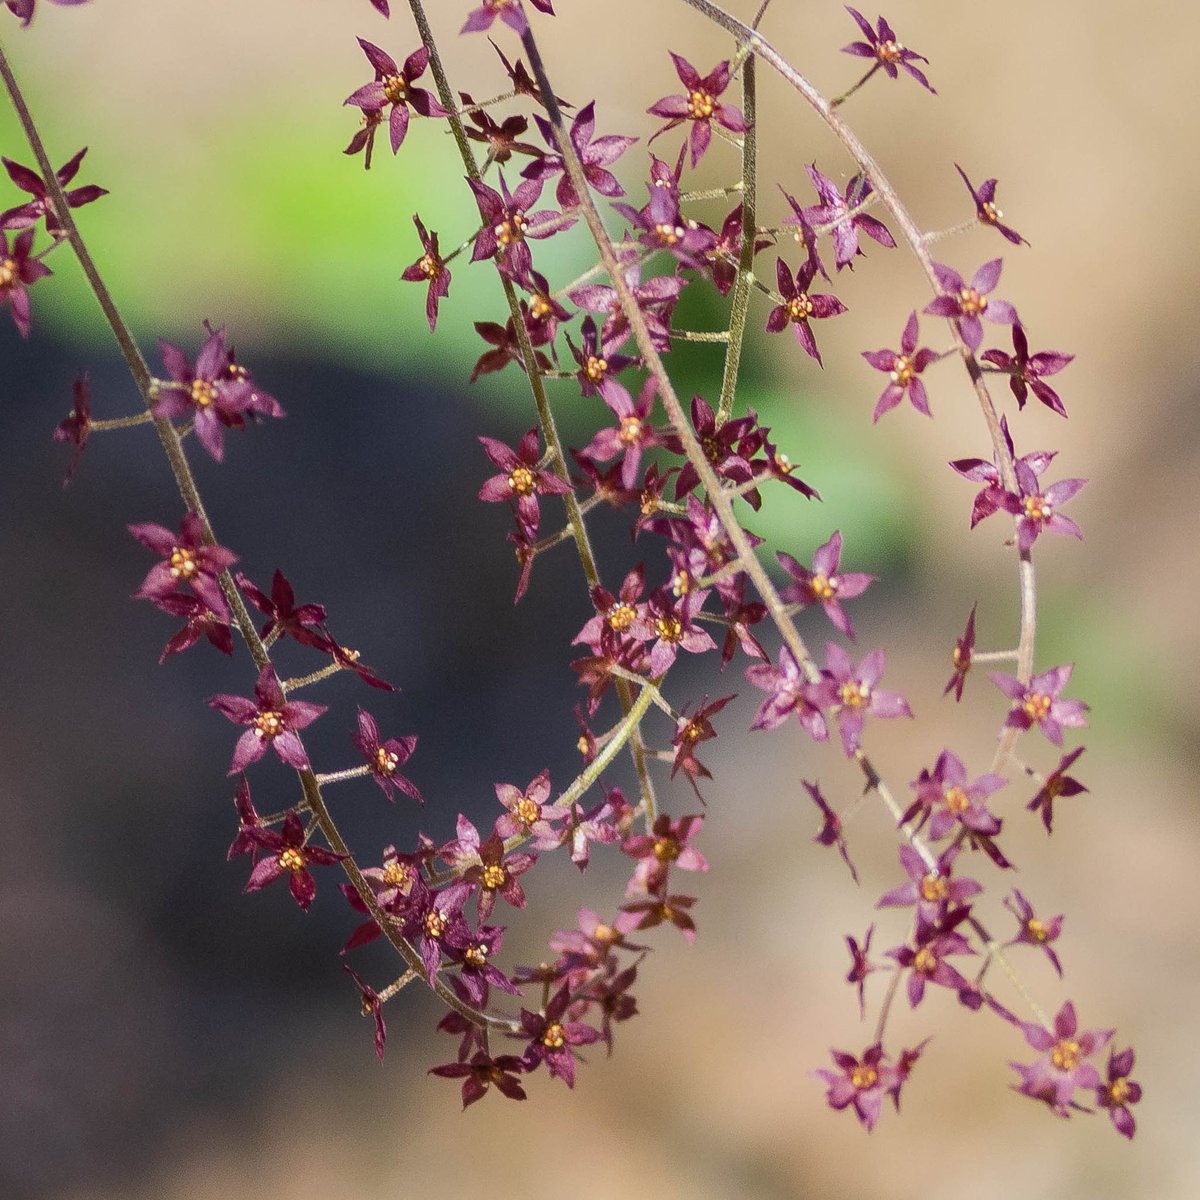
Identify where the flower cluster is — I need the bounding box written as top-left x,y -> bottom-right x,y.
15,0 -> 1137,1142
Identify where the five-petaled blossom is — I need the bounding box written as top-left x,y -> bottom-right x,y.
400,214 -> 451,331
129,510 -> 237,621
1,148 -> 107,233
861,311 -> 939,420
1010,1001 -> 1113,1117
647,53 -> 748,168
841,7 -> 935,93
0,227 -> 50,337
923,258 -> 1018,353
1027,746 -> 1087,833
208,665 -> 327,773
765,257 -> 848,365
478,427 -> 572,535
343,41 -> 446,155
991,460 -> 1085,556
514,983 -> 601,1087
811,644 -> 913,756
981,323 -> 1073,417
352,707 -> 423,803
814,1044 -> 900,1132
989,663 -> 1088,745
1004,888 -> 1065,976
800,163 -> 895,270
242,808 -> 346,911
777,531 -> 874,639
1097,1046 -> 1142,1139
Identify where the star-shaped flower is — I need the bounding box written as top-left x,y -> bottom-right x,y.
208,665 -> 327,773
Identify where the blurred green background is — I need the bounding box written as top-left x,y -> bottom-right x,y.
2,2 -> 1196,1198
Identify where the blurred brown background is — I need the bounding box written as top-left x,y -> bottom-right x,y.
1,1 -> 1196,1197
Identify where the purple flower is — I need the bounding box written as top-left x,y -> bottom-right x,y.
565,315 -> 637,403
943,603 -> 976,701
647,53 -> 748,168
955,164 -> 1027,246
888,927 -> 975,1008
989,663 -> 1089,746
877,842 -> 981,931
478,427 -> 572,533
810,643 -> 913,756
343,965 -> 387,1061
777,531 -> 874,638
577,376 -> 663,491
514,982 -> 601,1087
570,260 -> 684,354
671,694 -> 734,790
152,326 -> 277,462
1010,1001 -> 1113,1117
2,148 -> 107,233
242,809 -> 346,911
845,925 -> 876,1017
523,100 -> 635,209
440,816 -> 537,922
1097,1046 -> 1141,1139
981,323 -> 1073,417
861,311 -> 939,420
352,707 -> 422,803
129,510 -> 237,621
52,374 -> 90,485
621,813 -> 708,895
804,780 -> 859,883
644,587 -> 717,676
1027,746 -> 1087,833
343,41 -> 446,155
154,594 -> 234,663
814,1044 -> 899,1132
461,0 -> 553,37
208,665 -> 327,773
841,7 -> 935,93
0,227 -> 50,337
613,184 -> 716,271
429,1051 -> 529,1107
900,749 -> 1005,841
923,258 -> 1018,353
467,172 -> 567,280
800,163 -> 895,270
745,648 -> 828,740
494,769 -> 570,842
765,256 -> 848,366
236,569 -> 327,650
1004,888 -> 1064,976
400,214 -> 451,331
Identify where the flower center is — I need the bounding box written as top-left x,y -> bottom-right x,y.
424,910 -> 447,938
481,863 -> 507,890
850,1064 -> 878,1090
619,416 -> 643,445
839,681 -> 871,709
981,201 -> 1003,224
787,294 -> 814,322
878,39 -> 904,64
254,711 -> 285,740
464,942 -> 488,968
809,573 -> 836,601
607,601 -> 637,631
1026,918 -> 1048,942
920,874 -> 948,903
891,354 -> 913,385
958,286 -> 987,316
945,786 -> 969,814
542,1022 -> 566,1049
383,861 -> 414,891
912,946 -> 937,974
0,258 -> 16,288
417,253 -> 438,278
1023,692 -> 1052,722
653,222 -> 685,246
375,747 -> 399,776
382,74 -> 408,105
191,379 -> 218,408
508,465 -> 536,495
278,847 -> 306,872
687,89 -> 716,120
1051,1039 -> 1081,1072
169,546 -> 198,580
495,213 -> 526,247
1023,493 -> 1052,522
656,614 -> 683,643
514,795 -> 540,826
652,835 -> 681,863
584,355 -> 608,382
1108,1077 -> 1132,1105
530,294 -> 552,319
